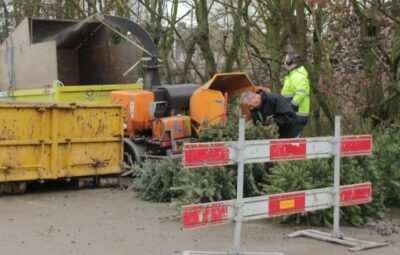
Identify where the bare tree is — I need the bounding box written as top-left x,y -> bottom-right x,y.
0,0 -> 10,41
193,0 -> 217,80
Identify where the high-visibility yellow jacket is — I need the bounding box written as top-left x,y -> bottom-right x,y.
282,66 -> 310,123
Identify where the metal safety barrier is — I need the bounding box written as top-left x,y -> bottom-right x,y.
180,116 -> 388,254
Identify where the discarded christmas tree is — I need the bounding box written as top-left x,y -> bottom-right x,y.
131,97 -> 391,226
132,97 -> 278,205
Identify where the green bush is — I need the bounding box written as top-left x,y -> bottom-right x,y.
372,125 -> 400,206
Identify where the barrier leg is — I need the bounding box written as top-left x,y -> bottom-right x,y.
288,116 -> 388,251
288,229 -> 389,251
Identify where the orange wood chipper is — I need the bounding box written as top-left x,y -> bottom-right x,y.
111,72 -> 259,163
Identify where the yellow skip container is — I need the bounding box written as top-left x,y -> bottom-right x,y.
0,102 -> 123,183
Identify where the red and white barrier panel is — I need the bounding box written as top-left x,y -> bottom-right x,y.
183,135 -> 372,168
181,182 -> 371,229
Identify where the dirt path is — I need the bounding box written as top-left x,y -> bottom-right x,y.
0,187 -> 399,255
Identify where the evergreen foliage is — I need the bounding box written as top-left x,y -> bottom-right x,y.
133,159 -> 184,202
371,126 -> 400,206
133,98 -> 278,206
131,99 -> 400,226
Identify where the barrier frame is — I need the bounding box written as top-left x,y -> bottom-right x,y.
287,117 -> 387,251
181,117 -> 388,254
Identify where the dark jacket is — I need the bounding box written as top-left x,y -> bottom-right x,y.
250,90 -> 299,138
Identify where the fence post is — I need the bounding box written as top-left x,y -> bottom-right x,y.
232,118 -> 245,254
332,116 -> 342,238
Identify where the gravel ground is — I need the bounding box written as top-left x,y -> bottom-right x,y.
0,186 -> 399,255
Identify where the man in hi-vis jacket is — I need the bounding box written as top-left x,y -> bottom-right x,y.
282,52 -> 310,137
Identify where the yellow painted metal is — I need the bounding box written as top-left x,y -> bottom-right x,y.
0,84 -> 142,103
198,72 -> 257,97
190,72 -> 257,127
190,89 -> 225,127
0,102 -> 123,182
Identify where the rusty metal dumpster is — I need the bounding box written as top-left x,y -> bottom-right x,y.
0,102 -> 123,190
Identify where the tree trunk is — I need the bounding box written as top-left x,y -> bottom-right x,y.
181,35 -> 198,83
159,0 -> 179,84
309,4 -> 334,133
224,0 -> 243,72
354,1 -> 385,127
280,0 -> 307,57
389,0 -> 400,124
265,16 -> 285,91
194,0 -> 217,81
0,0 -> 10,41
